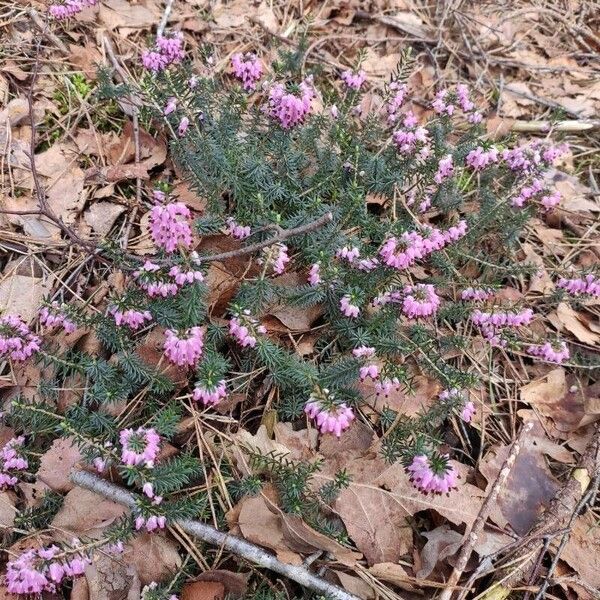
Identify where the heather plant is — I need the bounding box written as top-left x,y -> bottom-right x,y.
2,21 -> 599,599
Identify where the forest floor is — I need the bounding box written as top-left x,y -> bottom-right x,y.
1,1 -> 600,599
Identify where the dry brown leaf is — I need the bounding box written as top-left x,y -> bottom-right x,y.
51,487 -> 127,538
480,419 -> 571,535
368,562 -> 415,591
212,0 -> 248,27
127,533 -> 182,585
335,571 -> 375,599
416,525 -> 463,579
181,581 -> 225,600
83,201 -> 126,236
231,425 -> 293,475
194,571 -> 249,599
560,511 -> 600,590
98,0 -> 157,29
521,243 -> 553,294
36,437 -> 83,493
0,272 -> 51,322
553,303 -> 600,345
0,491 -> 17,530
84,551 -> 140,600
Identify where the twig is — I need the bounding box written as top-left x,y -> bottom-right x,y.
198,212 -> 333,264
157,0 -> 175,37
70,470 -> 360,600
440,422 -> 533,600
28,9 -> 69,54
510,120 -> 600,133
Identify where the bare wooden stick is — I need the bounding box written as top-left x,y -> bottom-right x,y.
157,0 -> 175,37
70,470 -> 360,600
28,9 -> 69,54
439,422 -> 533,600
510,119 -> 599,133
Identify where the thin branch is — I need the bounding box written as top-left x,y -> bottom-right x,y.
28,9 -> 69,54
157,0 -> 176,37
441,422 -> 533,600
70,470 -> 360,600
197,212 -> 333,264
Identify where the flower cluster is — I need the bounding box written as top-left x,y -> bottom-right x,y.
109,304 -> 152,330
392,111 -> 430,157
471,308 -> 533,346
461,287 -> 494,302
341,69 -> 366,90
308,263 -> 321,286
432,85 -> 481,123
135,513 -> 167,533
558,274 -> 600,297
375,377 -> 402,397
266,78 -> 315,129
0,436 -> 28,489
164,326 -> 204,366
229,310 -> 266,348
407,454 -> 458,494
435,154 -> 454,184
340,294 -> 360,318
134,261 -> 201,297
142,32 -> 185,72
0,315 -> 41,361
527,341 -> 570,364
120,427 -> 161,468
263,243 -> 290,275
379,222 -> 467,271
49,0 -> 97,20
305,389 -> 355,437
466,146 -> 499,171
6,544 -> 90,595
193,379 -> 227,406
401,284 -> 440,319
231,53 -> 263,91
439,388 -> 476,423
225,217 -> 251,239
149,201 -> 193,253
39,303 -> 77,333
386,81 -> 407,124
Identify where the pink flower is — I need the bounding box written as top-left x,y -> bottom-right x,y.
359,364 -> 379,381
0,315 -> 40,362
461,401 -> 476,423
407,454 -> 458,495
305,396 -> 354,437
356,257 -> 379,271
375,377 -> 401,397
163,97 -> 177,115
109,307 -> 152,330
266,78 -> 314,129
264,243 -> 290,275
540,191 -> 561,210
401,284 -> 440,319
178,117 -> 190,136
231,52 -> 263,91
308,263 -> 321,286
119,427 -> 161,468
135,514 -> 167,533
341,69 -> 366,90
330,105 -> 339,119
134,261 -> 179,298
558,274 -> 600,298
386,81 -> 407,124
164,327 -> 204,366
336,246 -> 360,263
149,202 -> 193,253
0,436 -> 28,489
352,345 -> 375,358
39,303 -> 77,333
432,89 -> 454,116
392,111 -> 430,156
225,217 -> 251,239
142,32 -> 184,72
466,146 -> 499,171
48,0 -> 97,19
461,287 -> 494,301
142,482 -> 154,498
340,295 -> 360,318
193,380 -> 227,406
229,311 -> 266,348
434,154 -> 454,184
527,341 -> 570,364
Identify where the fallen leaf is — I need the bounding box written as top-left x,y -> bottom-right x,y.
127,533 -> 182,585
231,425 -> 292,475
84,551 -> 140,600
335,571 -> 375,599
0,272 -> 51,322
181,581 -> 225,600
36,437 -> 83,493
553,303 -> 600,345
416,525 -> 463,579
98,0 -> 157,29
0,491 -> 17,529
194,571 -> 249,599
83,201 -> 126,236
51,487 -> 126,538
368,562 -> 415,591
561,511 -> 600,589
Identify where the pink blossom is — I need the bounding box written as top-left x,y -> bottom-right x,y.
352,345 -> 375,358
231,53 -> 263,91
266,78 -> 314,129
527,341 -> 570,364
163,97 -> 177,115
359,364 -> 379,381
163,326 -> 204,366
142,32 -> 184,72
392,111 -> 430,156
0,436 -> 28,489
557,274 -> 600,298
142,482 -> 154,498
511,178 -> 544,207
336,246 -> 360,262
407,454 -> 458,495
229,311 -> 266,348
135,514 -> 167,533
375,377 -> 401,397
386,81 -> 407,124
178,116 -> 190,136
401,284 -> 440,319
461,401 -> 476,423
330,105 -> 339,119
341,69 -> 366,90
149,202 -> 193,253
193,379 -> 227,406
356,257 -> 379,271
540,191 -> 561,210
340,295 -> 360,318
225,217 -> 251,239
264,243 -> 290,275
461,287 -> 494,301
466,146 -> 499,171
434,154 -> 454,184
39,303 -> 77,333
308,263 -> 321,286
48,0 -> 97,20
432,90 -> 454,116
305,396 -> 354,437
119,427 -> 161,468
0,314 -> 40,362
134,261 -> 179,298
109,307 -> 152,330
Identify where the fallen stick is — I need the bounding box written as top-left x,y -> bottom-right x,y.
438,422 -> 533,600
70,470 -> 360,600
